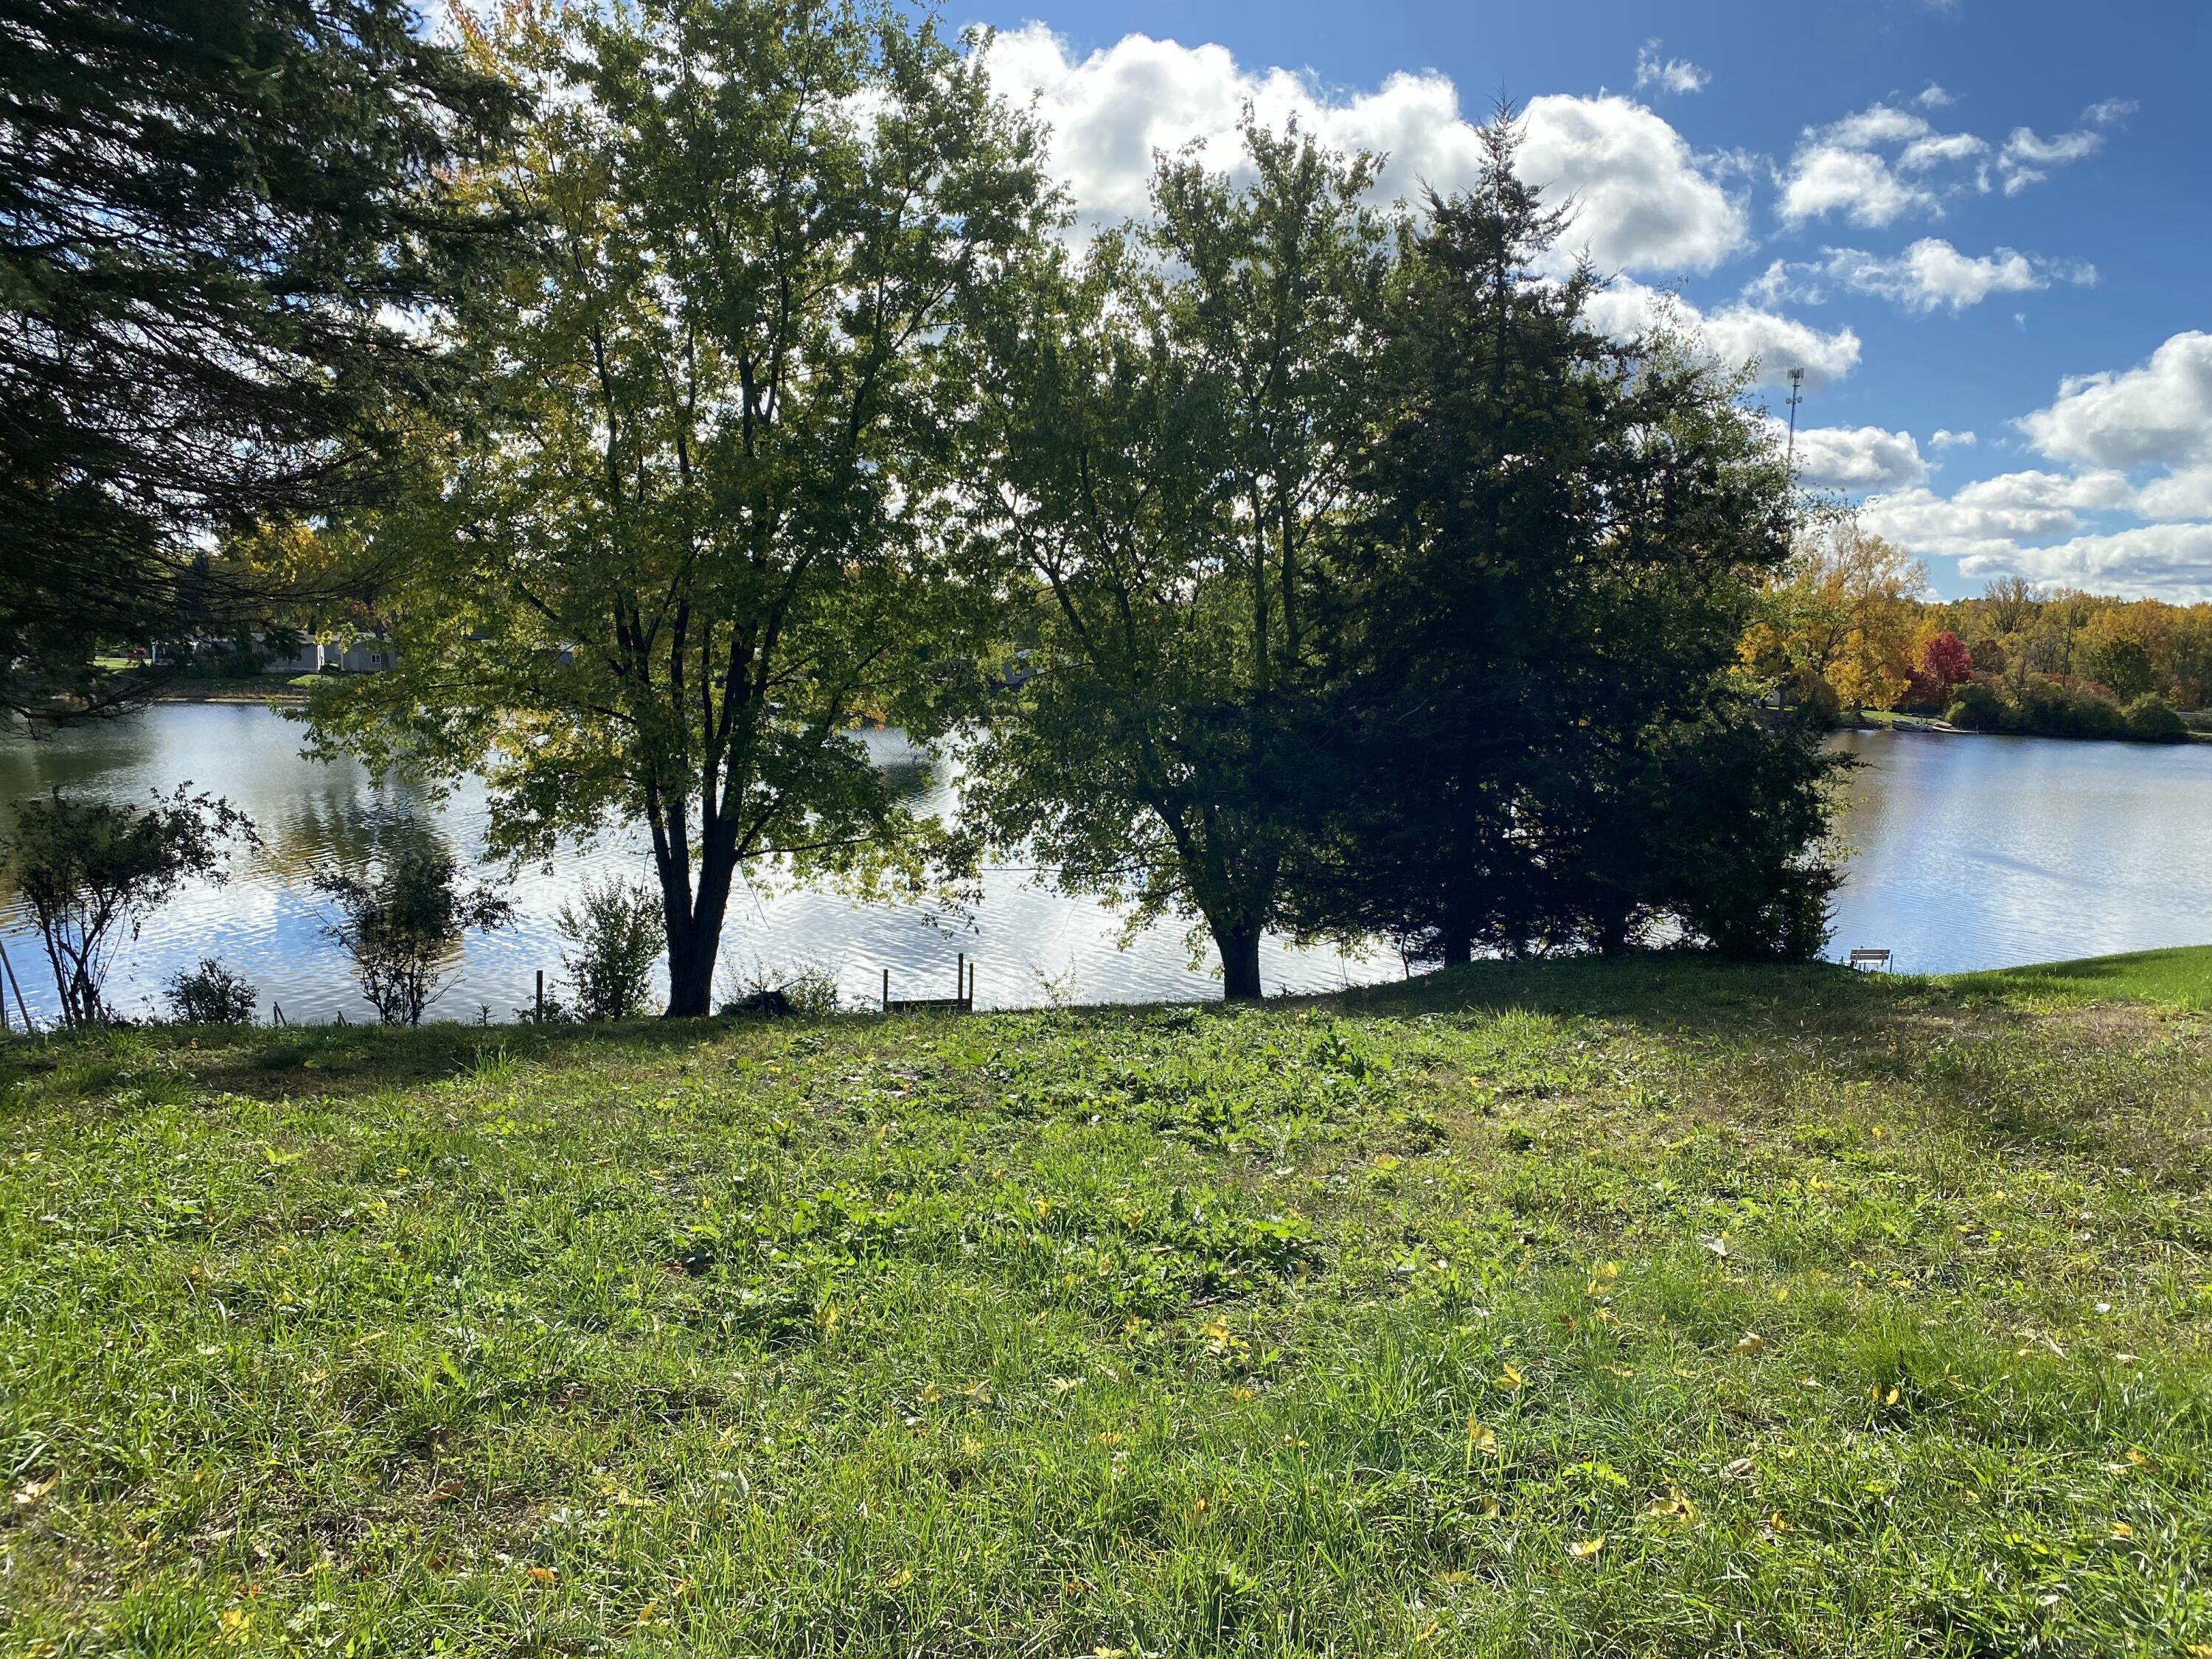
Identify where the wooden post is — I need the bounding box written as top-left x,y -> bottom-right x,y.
956,952 -> 964,1004
535,969 -> 544,1023
0,933 -> 32,1034
882,967 -> 890,1011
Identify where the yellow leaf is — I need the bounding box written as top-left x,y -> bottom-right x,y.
12,1477 -> 56,1509
219,1607 -> 251,1638
1498,1364 -> 1526,1391
1608,1365 -> 1635,1379
1412,1618 -> 1441,1643
1734,1332 -> 1764,1357
1642,1487 -> 1697,1523
2110,1521 -> 2134,1540
1767,1510 -> 1791,1532
919,1382 -> 941,1404
883,1565 -> 914,1590
634,1601 -> 659,1627
1567,1534 -> 1606,1559
525,1566 -> 557,1586
611,1489 -> 653,1509
1467,1416 -> 1498,1453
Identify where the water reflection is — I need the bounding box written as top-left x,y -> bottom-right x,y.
9,707 -> 2205,1025
1826,728 -> 2212,974
0,705 -> 1388,1023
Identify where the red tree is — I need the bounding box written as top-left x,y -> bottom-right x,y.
1907,630 -> 1975,707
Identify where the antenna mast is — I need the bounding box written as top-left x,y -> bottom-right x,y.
1784,366 -> 1805,467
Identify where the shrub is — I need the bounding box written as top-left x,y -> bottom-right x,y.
2121,693 -> 2186,742
719,961 -> 841,1019
554,877 -> 664,1020
314,822 -> 513,1026
164,958 -> 257,1024
1942,682 -> 2005,731
0,785 -> 257,1026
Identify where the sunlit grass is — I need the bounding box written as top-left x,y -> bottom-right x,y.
1,954 -> 2207,1655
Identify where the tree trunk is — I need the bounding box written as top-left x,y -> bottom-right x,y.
1212,918 -> 1264,1001
660,825 -> 741,1018
1438,932 -> 1472,969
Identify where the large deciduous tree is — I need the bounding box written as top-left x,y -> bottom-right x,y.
961,122 -> 1385,999
0,0 -> 517,723
310,0 -> 1056,1015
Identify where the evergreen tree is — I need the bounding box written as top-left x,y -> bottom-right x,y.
0,0 -> 517,721
1293,114 -> 1834,962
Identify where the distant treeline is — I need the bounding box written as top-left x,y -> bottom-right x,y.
1743,524 -> 2202,741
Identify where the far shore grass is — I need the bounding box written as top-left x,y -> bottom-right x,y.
2,948 -> 2208,1655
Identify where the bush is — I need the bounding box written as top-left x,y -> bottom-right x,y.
164,958 -> 257,1024
719,962 -> 841,1019
0,785 -> 257,1026
1943,682 -> 2005,731
314,822 -> 514,1026
554,877 -> 664,1020
2121,693 -> 2187,742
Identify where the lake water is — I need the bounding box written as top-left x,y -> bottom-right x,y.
0,705 -> 1392,1025
1,706 -> 2207,1026
1826,727 -> 2212,975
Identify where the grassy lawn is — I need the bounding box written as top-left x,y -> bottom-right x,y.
2,954 -> 2208,1655
1948,945 -> 2212,1013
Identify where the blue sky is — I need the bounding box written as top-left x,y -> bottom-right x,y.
962,0 -> 2212,599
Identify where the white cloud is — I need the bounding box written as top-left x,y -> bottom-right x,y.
1930,429 -> 1975,449
1858,332 -> 2212,599
1862,469 -> 2135,560
1997,125 -> 2104,194
1635,41 -> 1708,97
1782,424 -> 1927,491
2083,97 -> 2139,126
1584,278 -> 1861,389
2020,331 -> 2212,470
1958,522 -> 2212,601
1516,94 -> 1748,272
983,28 -> 1749,274
1748,239 -> 2094,315
1776,105 -> 1943,226
1914,83 -> 1954,111
1778,97 -> 2118,226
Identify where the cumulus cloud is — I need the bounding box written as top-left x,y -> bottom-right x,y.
1781,424 -> 1927,491
1957,522 -> 2212,600
1777,97 -> 2112,226
2020,331 -> 2212,470
1862,333 -> 2212,597
1750,239 -> 2095,314
1634,41 -> 1708,97
1862,469 -> 2135,560
1930,429 -> 1975,449
1997,125 -> 2104,194
1582,278 -> 1860,389
982,27 -> 1750,273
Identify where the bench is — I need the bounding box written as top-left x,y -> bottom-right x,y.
1848,948 -> 1892,972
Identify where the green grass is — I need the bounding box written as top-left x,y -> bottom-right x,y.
1947,944 -> 2212,1012
2,955 -> 2209,1656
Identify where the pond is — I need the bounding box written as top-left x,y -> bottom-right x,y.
0,704 -> 1390,1024
1826,727 -> 2212,975
1,706 -> 2208,1024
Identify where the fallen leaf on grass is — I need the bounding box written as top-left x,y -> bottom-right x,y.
1498,1364 -> 1526,1392
883,1565 -> 914,1590
1566,1535 -> 1605,1559
1733,1332 -> 1764,1357
2110,1522 -> 2134,1540
1467,1417 -> 1498,1453
1642,1487 -> 1697,1523
12,1477 -> 56,1509
1721,1458 -> 1756,1481
525,1566 -> 557,1586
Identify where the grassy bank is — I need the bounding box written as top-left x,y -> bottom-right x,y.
2,953 -> 2208,1655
